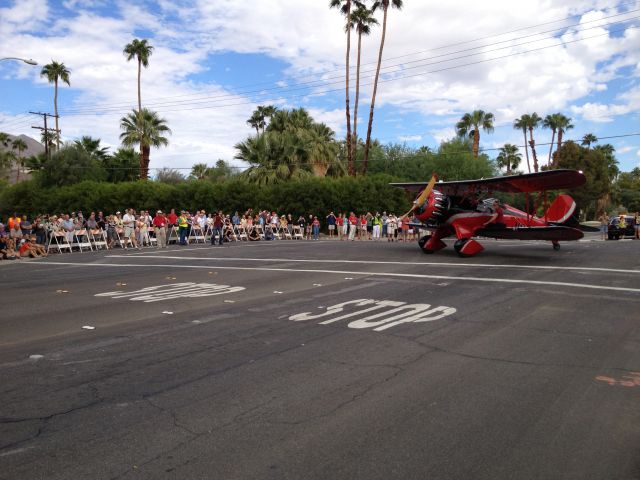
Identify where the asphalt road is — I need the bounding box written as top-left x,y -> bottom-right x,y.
1,235 -> 639,479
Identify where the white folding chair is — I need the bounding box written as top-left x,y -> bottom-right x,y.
115,228 -> 132,249
47,231 -> 72,253
189,225 -> 205,243
71,229 -> 93,252
293,226 -> 304,240
89,229 -> 108,250
167,226 -> 179,245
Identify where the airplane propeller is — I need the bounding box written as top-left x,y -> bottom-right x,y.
402,174 -> 437,220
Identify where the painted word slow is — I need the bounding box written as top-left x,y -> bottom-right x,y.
96,282 -> 245,303
289,298 -> 456,331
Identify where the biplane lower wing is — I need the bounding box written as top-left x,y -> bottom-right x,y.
475,226 -> 584,241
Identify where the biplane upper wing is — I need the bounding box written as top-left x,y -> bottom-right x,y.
390,169 -> 586,196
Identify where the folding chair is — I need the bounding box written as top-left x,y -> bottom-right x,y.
71,229 -> 93,252
271,223 -> 281,240
283,226 -> 293,240
139,227 -> 156,247
204,224 -> 214,243
167,226 -> 179,245
89,228 -> 109,250
189,225 -> 206,243
254,224 -> 265,240
237,226 -> 248,241
115,227 -> 132,249
293,226 -> 304,240
47,231 -> 72,253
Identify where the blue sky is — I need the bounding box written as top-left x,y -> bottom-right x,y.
0,0 -> 639,174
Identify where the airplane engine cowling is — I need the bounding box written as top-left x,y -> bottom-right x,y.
414,189 -> 449,224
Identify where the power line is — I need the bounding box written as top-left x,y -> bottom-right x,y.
58,13 -> 639,115
49,5 -> 640,114
52,25 -> 637,118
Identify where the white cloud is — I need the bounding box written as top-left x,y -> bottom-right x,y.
1,0 -> 639,171
398,135 -> 422,142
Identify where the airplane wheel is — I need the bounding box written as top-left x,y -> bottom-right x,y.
418,235 -> 434,254
552,241 -> 561,251
454,238 -> 468,255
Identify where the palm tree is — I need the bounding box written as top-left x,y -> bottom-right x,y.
74,136 -> 109,161
554,114 -> 573,167
594,144 -> 618,181
119,108 -> 171,180
330,0 -> 354,175
190,163 -> 210,180
247,105 -> 278,134
247,110 -> 264,135
362,0 -> 403,175
0,132 -> 10,149
513,115 -> 531,173
455,110 -> 495,158
40,130 -> 56,154
542,113 -> 561,167
522,112 -> 542,172
40,61 -> 70,150
123,39 -> 154,114
350,3 -> 378,172
581,133 -> 598,149
496,144 -> 522,175
307,123 -> 340,177
11,138 -> 28,182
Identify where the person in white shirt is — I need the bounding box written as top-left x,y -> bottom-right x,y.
122,209 -> 139,249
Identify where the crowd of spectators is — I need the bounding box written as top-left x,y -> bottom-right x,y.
0,209 -> 421,260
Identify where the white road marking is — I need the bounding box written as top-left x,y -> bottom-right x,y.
290,298 -> 457,331
96,282 -> 245,303
106,254 -> 640,275
28,261 -> 640,294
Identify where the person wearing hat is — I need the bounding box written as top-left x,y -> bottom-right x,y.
152,210 -> 168,248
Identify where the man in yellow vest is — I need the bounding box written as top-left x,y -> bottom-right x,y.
178,211 -> 189,245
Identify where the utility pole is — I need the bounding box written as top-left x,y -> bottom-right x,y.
30,111 -> 59,160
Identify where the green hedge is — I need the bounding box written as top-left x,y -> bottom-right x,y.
0,175 -> 411,218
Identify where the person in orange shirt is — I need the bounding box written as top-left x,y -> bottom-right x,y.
8,213 -> 21,231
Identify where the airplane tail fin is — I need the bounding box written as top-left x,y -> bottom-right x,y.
545,194 -> 577,224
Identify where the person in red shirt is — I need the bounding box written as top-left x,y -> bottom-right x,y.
336,214 -> 344,241
212,211 -> 224,245
166,209 -> 178,227
152,210 -> 168,248
348,212 -> 357,241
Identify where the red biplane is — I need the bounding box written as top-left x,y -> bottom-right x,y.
392,169 -> 588,257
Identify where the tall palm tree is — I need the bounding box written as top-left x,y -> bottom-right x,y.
521,112 -> 542,172
119,108 -> 171,180
542,113 -> 561,167
553,114 -> 573,167
330,0 -> 354,175
496,143 -> 522,175
362,0 -> 403,175
11,138 -> 28,182
455,110 -> 495,158
513,115 -> 531,173
123,39 -> 154,114
247,110 -> 264,135
247,105 -> 278,134
350,3 -> 378,172
581,133 -> 598,149
40,61 -> 70,150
